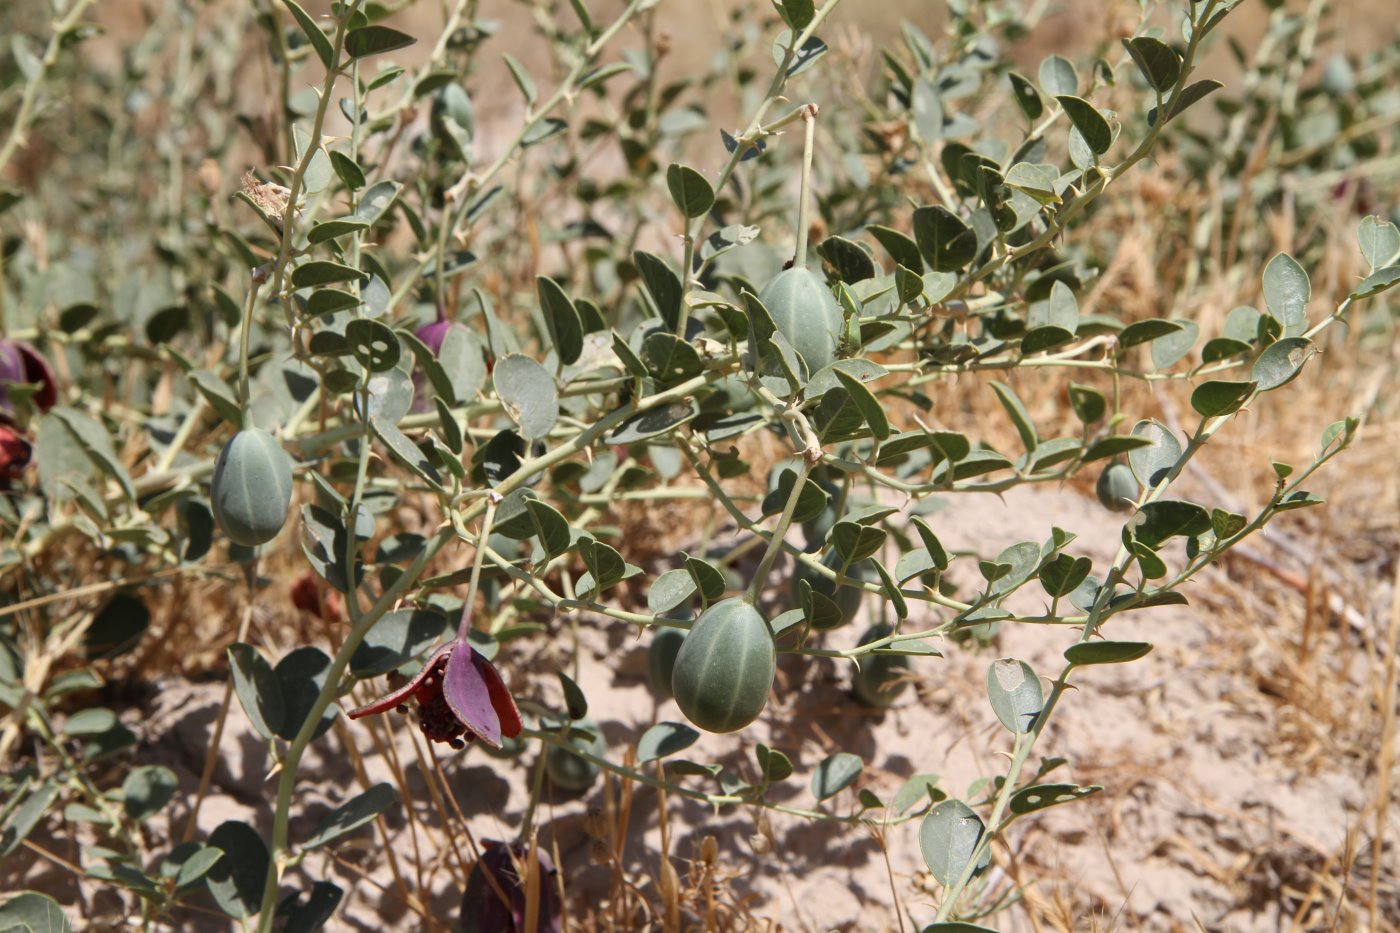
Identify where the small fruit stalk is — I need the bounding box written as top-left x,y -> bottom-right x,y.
758,104 -> 843,375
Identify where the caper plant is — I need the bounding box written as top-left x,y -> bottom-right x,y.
1,0 -> 1397,929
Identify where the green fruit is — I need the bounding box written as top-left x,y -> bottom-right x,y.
758,267 -> 843,373
646,627 -> 687,699
671,598 -> 775,733
211,428 -> 293,546
851,624 -> 911,708
545,719 -> 604,792
1095,461 -> 1139,513
791,551 -> 867,630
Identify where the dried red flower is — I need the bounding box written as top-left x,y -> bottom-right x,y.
0,339 -> 57,414
0,425 -> 31,483
348,639 -> 522,750
459,840 -> 562,933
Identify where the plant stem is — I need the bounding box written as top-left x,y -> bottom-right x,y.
793,105 -> 819,268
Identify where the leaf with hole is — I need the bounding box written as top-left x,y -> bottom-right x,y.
987,658 -> 1042,733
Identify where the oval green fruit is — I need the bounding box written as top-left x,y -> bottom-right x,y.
671,597 -> 775,733
758,267 -> 844,373
851,624 -> 911,708
211,428 -> 293,546
646,626 -> 687,700
791,551 -> 867,630
1095,461 -> 1138,513
545,719 -> 604,792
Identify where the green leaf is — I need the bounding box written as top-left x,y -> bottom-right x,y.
1357,215 -> 1400,270
833,368 -> 889,440
1128,419 -> 1180,488
911,77 -> 944,142
281,0 -> 333,69
757,743 -> 794,782
818,236 -> 876,284
1038,54 -> 1077,96
868,225 -> 923,271
1007,71 -> 1043,120
910,518 -> 949,571
893,774 -> 945,814
227,643 -> 283,741
634,251 -> 682,331
1351,264 -> 1400,300
493,354 -> 559,441
207,821 -> 269,919
502,53 -> 536,104
1039,553 -> 1091,597
648,570 -> 697,614
811,752 -> 863,801
122,766 -> 178,821
638,722 -> 699,763
345,25 -> 416,59
988,381 -> 1037,454
1064,641 -> 1153,665
606,400 -> 698,445
1190,380 -> 1254,417
666,163 -> 715,218
536,276 -> 584,365
776,0 -> 815,30
372,416 -> 441,486
830,521 -> 887,564
303,784 -> 398,850
1118,319 -> 1185,348
760,468 -> 829,523
557,671 -> 589,720
1068,383 -> 1106,424
1135,500 -> 1211,547
772,30 -> 827,78
1150,78 -> 1222,125
1262,252 -> 1310,336
0,783 -> 60,858
1123,36 -> 1180,92
526,499 -> 572,559
292,260 -> 362,288
307,218 -> 369,244
1150,320 -> 1198,370
350,608 -> 448,677
0,892 -> 72,933
912,205 -> 977,272
1081,435 -> 1154,462
987,658 -> 1042,733
1252,337 -> 1313,391
919,799 -> 989,886
1057,95 -> 1112,156
683,554 -> 727,603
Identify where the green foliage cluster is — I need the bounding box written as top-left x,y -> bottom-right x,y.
1,0 -> 1397,928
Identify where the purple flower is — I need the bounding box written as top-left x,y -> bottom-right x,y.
0,339 -> 57,415
348,639 -> 522,750
459,841 -> 562,933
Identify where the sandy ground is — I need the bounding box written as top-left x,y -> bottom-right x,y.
14,477 -> 1392,931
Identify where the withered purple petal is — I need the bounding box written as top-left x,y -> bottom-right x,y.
443,645 -> 506,748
